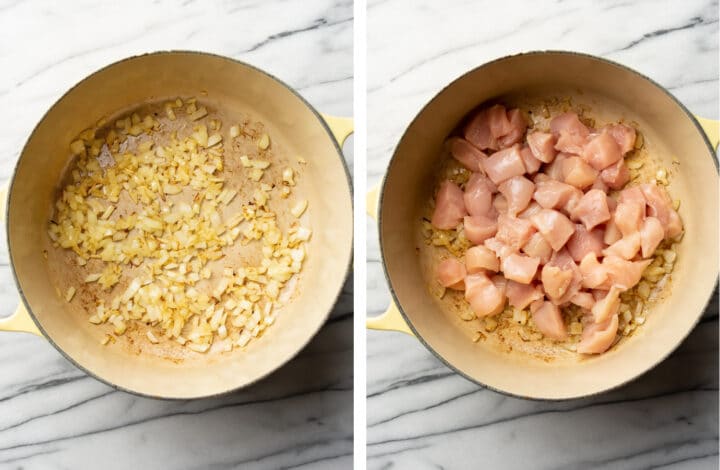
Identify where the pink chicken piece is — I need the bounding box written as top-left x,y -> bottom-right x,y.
437,258 -> 467,290
484,237 -> 515,261
551,112 -> 590,155
544,249 -> 582,305
527,131 -> 557,163
570,291 -> 595,310
639,217 -> 665,258
493,194 -> 508,213
582,131 -> 623,170
498,176 -> 535,216
543,152 -> 570,181
531,301 -> 568,340
602,255 -> 652,291
541,264 -> 574,301
482,145 -> 527,185
577,314 -> 619,354
533,180 -> 582,210
464,108 -> 497,151
492,274 -> 508,299
591,286 -> 621,323
566,225 -> 605,262
600,159 -> 630,190
521,231 -> 553,264
603,231 -> 641,260
530,209 -> 576,251
641,183 -> 683,238
501,253 -> 540,284
496,214 -> 536,250
498,108 -> 528,148
604,123 -> 636,155
465,245 -> 500,273
592,178 -> 609,193
487,104 -> 513,139
463,215 -> 498,245
562,156 -> 599,190
614,201 -> 644,238
518,201 -> 543,220
579,253 -> 608,289
446,137 -> 487,172
506,281 -> 543,310
432,180 -> 468,229
570,189 -> 611,231
618,186 -> 646,206
519,145 -> 542,174
465,272 -> 506,318
604,218 -> 622,245
464,172 -> 495,216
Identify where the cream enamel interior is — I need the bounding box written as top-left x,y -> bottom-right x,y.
380,52 -> 718,400
8,52 -> 353,399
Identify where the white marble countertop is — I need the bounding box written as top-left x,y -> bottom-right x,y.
0,1 -> 353,468
366,0 -> 718,468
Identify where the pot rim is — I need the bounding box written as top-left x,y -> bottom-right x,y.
6,49 -> 353,400
378,49 -> 718,401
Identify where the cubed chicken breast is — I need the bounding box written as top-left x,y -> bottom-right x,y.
519,145 -> 543,174
482,144 -> 527,185
531,209 -> 576,251
531,301 -> 568,340
521,231 -> 553,264
496,214 -> 536,249
446,137 -> 487,172
527,131 -> 557,163
603,232 -> 641,260
498,108 -> 528,148
582,131 -> 623,170
600,159 -> 630,190
432,180 -> 467,229
465,245 -> 500,273
602,255 -> 652,291
502,253 -> 540,284
570,189 -> 611,230
551,112 -> 590,155
533,180 -> 582,210
604,123 -> 636,155
498,176 -> 535,217
579,253 -> 608,290
591,286 -> 621,323
577,314 -> 618,354
639,217 -> 664,258
566,225 -> 605,262
570,291 -> 595,310
506,281 -> 544,310
437,258 -> 467,290
465,272 -> 506,317
463,215 -> 498,245
464,172 -> 495,216
562,156 -> 599,190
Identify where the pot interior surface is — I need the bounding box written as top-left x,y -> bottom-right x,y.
380,52 -> 718,399
8,52 -> 352,398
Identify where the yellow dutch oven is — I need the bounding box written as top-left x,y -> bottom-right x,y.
368,51 -> 718,400
0,51 -> 353,399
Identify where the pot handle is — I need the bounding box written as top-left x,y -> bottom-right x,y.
365,185 -> 414,336
0,185 -> 41,336
695,116 -> 719,150
320,114 -> 354,147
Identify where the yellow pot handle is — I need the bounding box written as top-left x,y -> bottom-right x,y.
365,185 -> 414,336
320,114 -> 354,147
0,184 -> 41,336
695,115 -> 719,150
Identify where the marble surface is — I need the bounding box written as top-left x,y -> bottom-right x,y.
0,1 -> 353,469
366,0 -> 718,468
